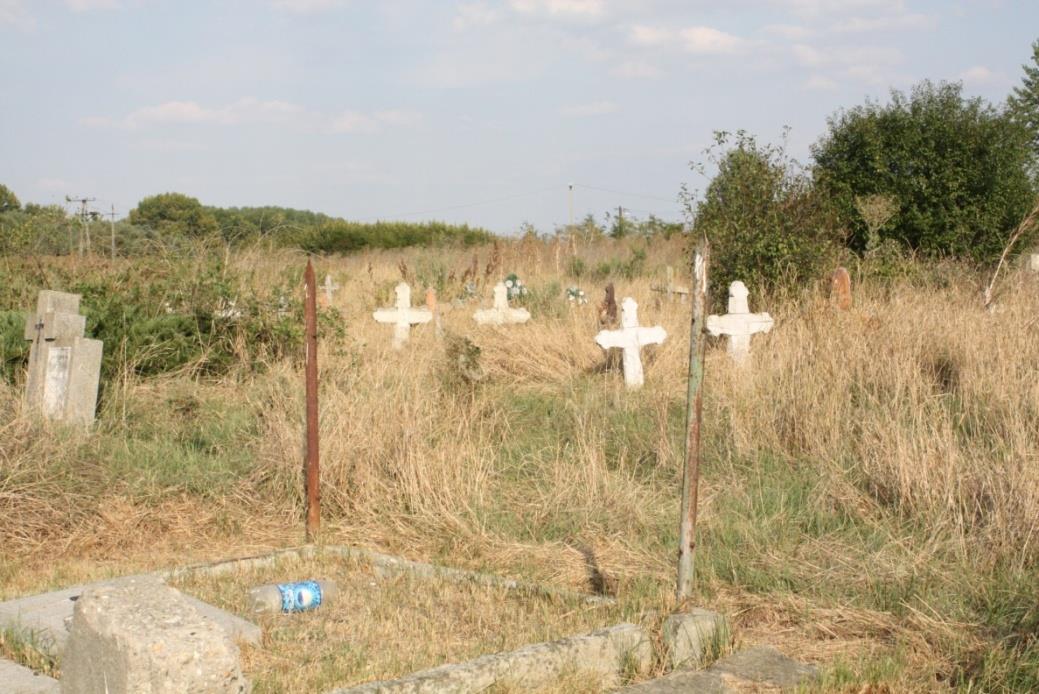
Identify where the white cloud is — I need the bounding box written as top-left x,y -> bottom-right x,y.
65,0 -> 120,11
270,0 -> 346,13
83,98 -> 422,135
804,74 -> 838,90
329,109 -> 422,133
560,100 -> 617,117
830,12 -> 933,32
679,26 -> 744,54
792,43 -> 825,66
630,24 -> 746,54
763,23 -> 815,40
453,2 -> 499,30
612,59 -> 659,79
775,0 -> 908,18
959,65 -> 1008,87
0,0 -> 34,29
509,0 -> 604,18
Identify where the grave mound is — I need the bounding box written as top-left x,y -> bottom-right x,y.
171,552 -> 627,693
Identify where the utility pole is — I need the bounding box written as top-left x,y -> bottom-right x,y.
66,195 -> 95,256
568,183 -> 574,229
108,205 -> 117,260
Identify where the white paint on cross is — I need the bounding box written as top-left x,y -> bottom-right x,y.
705,281 -> 773,364
594,297 -> 666,389
372,282 -> 432,349
473,282 -> 530,326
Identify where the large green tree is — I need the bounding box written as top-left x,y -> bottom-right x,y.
689,131 -> 839,300
812,81 -> 1035,261
128,192 -> 218,237
1008,39 -> 1039,172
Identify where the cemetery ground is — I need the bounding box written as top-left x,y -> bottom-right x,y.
2,236 -> 1039,691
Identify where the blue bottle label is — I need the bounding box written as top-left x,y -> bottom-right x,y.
276,580 -> 323,612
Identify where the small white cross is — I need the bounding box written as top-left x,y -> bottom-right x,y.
473,282 -> 531,326
322,274 -> 339,306
706,281 -> 773,364
594,297 -> 667,389
373,282 -> 432,349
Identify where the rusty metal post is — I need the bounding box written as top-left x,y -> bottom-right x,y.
304,259 -> 321,543
677,239 -> 708,600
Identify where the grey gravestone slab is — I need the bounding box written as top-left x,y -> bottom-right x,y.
619,645 -> 816,693
0,658 -> 60,694
23,290 -> 103,426
0,574 -> 260,657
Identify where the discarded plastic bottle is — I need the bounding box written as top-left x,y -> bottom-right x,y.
248,579 -> 338,613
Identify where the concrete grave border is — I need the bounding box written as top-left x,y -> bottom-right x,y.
3,544 -> 735,693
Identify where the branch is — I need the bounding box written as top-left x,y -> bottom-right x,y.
983,196 -> 1039,309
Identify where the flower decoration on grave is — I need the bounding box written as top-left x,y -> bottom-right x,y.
566,286 -> 587,305
504,273 -> 527,300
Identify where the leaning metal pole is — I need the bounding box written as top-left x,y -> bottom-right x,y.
676,239 -> 708,600
304,259 -> 321,543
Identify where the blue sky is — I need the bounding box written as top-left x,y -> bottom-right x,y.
1,0 -> 1036,234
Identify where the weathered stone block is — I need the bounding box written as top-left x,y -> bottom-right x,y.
60,575 -> 249,694
663,609 -> 729,670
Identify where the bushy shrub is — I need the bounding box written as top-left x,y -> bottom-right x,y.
292,219 -> 493,254
813,80 -> 1036,261
0,249 -> 305,386
687,131 -> 840,303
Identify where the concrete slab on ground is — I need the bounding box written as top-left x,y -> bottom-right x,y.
0,574 -> 260,657
619,645 -> 816,693
0,657 -> 60,694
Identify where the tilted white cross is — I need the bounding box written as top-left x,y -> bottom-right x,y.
473,282 -> 531,326
372,282 -> 432,349
594,297 -> 667,389
706,281 -> 773,364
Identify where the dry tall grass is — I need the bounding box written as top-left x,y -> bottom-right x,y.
2,236 -> 1038,689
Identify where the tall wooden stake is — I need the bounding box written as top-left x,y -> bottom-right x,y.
304,259 -> 321,543
677,240 -> 708,600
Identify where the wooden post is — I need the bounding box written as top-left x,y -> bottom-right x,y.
304,259 -> 321,543
677,240 -> 708,600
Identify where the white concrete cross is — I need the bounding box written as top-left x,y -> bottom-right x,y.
372,282 -> 432,349
594,297 -> 667,389
473,282 -> 531,326
322,274 -> 339,306
706,281 -> 773,364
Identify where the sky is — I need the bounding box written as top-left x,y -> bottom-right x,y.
1,0 -> 1036,235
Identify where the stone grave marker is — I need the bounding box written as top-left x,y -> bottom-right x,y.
373,282 -> 432,349
830,266 -> 852,310
473,282 -> 531,326
651,266 -> 690,302
594,297 -> 666,389
706,281 -> 773,364
1029,253 -> 1039,273
24,290 -> 103,427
